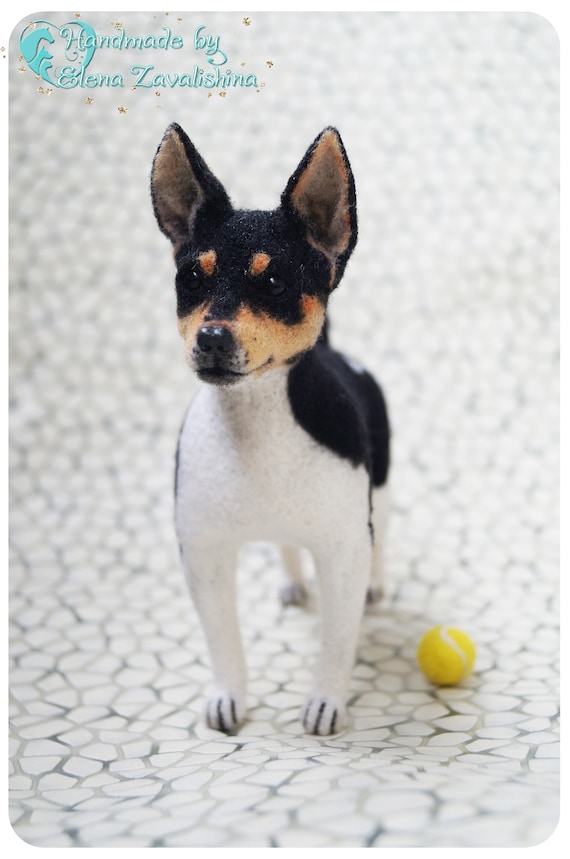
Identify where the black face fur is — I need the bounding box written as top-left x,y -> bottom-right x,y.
151,124 -> 357,384
174,209 -> 333,325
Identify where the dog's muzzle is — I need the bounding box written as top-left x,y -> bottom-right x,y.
193,324 -> 243,385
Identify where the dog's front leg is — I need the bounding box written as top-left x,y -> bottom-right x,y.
183,545 -> 247,733
301,539 -> 372,735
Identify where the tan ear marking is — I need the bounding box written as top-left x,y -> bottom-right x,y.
198,250 -> 217,276
248,252 -> 272,277
286,129 -> 354,271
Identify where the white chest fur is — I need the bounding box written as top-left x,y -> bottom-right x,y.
175,367 -> 371,554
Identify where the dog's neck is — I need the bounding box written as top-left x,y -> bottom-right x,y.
200,364 -> 292,437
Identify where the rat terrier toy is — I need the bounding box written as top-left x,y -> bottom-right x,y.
151,124 -> 390,735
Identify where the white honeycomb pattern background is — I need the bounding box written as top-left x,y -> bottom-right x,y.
9,11 -> 559,849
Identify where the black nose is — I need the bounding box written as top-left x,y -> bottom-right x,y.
196,325 -> 234,355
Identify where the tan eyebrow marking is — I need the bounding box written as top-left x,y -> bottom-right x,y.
198,249 -> 217,276
248,252 -> 271,277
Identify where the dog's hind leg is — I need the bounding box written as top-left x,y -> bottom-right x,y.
367,483 -> 390,604
182,544 -> 248,733
278,546 -> 308,607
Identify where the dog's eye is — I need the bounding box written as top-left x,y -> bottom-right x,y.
266,276 -> 286,296
177,267 -> 201,290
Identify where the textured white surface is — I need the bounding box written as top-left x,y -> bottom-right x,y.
9,10 -> 559,849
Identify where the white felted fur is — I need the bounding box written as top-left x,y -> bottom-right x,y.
176,365 -> 388,735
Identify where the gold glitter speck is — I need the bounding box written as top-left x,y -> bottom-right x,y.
85,97 -> 93,105
118,105 -> 127,113
266,60 -> 273,68
243,18 -> 251,26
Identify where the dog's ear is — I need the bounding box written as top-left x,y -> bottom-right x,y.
151,123 -> 234,251
281,127 -> 357,287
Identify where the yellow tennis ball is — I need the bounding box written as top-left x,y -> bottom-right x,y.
417,625 -> 476,685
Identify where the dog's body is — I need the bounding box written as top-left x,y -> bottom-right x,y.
151,125 -> 390,735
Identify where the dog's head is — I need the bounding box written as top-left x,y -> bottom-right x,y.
151,124 -> 357,386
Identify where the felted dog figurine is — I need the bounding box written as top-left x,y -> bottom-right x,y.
151,124 -> 390,735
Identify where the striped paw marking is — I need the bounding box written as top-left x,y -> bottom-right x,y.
301,695 -> 345,735
205,690 -> 244,733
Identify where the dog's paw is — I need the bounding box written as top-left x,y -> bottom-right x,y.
279,581 -> 308,607
301,695 -> 345,735
205,689 -> 245,734
366,584 -> 384,604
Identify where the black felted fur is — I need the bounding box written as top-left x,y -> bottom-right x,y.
174,208 -> 332,323
288,343 -> 390,488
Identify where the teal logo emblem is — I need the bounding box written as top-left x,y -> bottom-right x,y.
19,20 -> 96,87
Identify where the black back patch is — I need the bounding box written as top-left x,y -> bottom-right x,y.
287,342 -> 390,488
